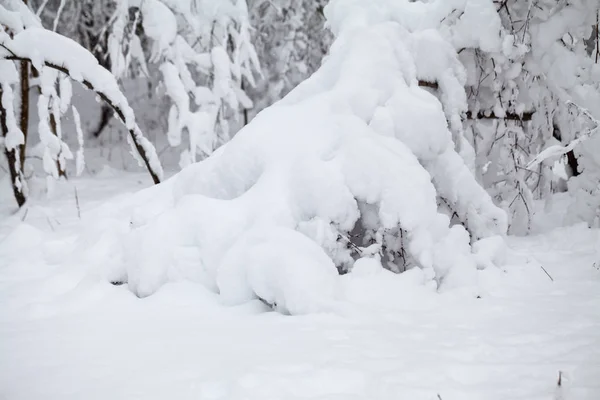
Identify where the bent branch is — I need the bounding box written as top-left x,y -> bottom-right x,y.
0,45 -> 162,185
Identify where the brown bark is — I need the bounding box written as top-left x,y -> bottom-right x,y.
418,80 -> 439,89
566,150 -> 580,177
418,80 -> 534,122
465,110 -> 533,122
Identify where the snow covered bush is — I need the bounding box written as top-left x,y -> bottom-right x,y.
112,0 -> 508,313
0,0 -> 163,206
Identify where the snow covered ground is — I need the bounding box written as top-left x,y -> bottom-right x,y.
0,173 -> 599,400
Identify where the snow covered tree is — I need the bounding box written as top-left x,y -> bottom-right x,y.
247,0 -> 331,115
456,0 -> 600,232
0,0 -> 163,206
33,0 -> 118,137
96,0 -> 261,168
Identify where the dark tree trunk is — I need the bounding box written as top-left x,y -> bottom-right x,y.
566,150 -> 580,177
553,124 -> 580,178
1,87 -> 27,207
49,111 -> 67,178
18,60 -> 28,172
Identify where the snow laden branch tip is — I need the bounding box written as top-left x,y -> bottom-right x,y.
526,101 -> 600,170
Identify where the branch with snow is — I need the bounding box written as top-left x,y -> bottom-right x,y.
0,27 -> 163,184
526,101 -> 600,169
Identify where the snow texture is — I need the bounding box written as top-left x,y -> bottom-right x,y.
0,174 -> 599,400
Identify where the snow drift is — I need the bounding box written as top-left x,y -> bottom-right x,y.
100,0 -> 508,313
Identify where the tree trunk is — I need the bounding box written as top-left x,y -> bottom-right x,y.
566,150 -> 580,177
18,60 -> 28,172
50,79 -> 67,177
1,87 -> 27,207
49,111 -> 67,178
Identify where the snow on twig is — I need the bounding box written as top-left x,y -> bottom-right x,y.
526,101 -> 600,169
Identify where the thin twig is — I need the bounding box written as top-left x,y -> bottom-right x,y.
46,216 -> 55,232
540,265 -> 554,282
557,371 -> 562,387
74,186 -> 81,219
20,208 -> 29,222
337,233 -> 363,256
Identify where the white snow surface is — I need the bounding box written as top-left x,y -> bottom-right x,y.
0,175 -> 599,399
1,0 -> 599,397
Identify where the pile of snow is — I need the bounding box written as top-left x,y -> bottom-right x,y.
78,0 -> 508,313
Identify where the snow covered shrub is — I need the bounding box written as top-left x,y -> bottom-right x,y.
0,0 -> 163,206
117,0 -> 507,313
101,0 -> 261,169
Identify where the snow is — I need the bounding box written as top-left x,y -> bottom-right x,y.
217,226 -> 339,315
72,105 -> 85,176
2,0 -> 508,304
1,0 -> 600,398
0,61 -> 24,151
115,90 -> 495,297
140,0 -> 178,58
1,174 -> 600,399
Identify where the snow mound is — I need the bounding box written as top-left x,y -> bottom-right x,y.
217,227 -> 338,315
340,257 -> 438,310
102,0 -> 508,313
